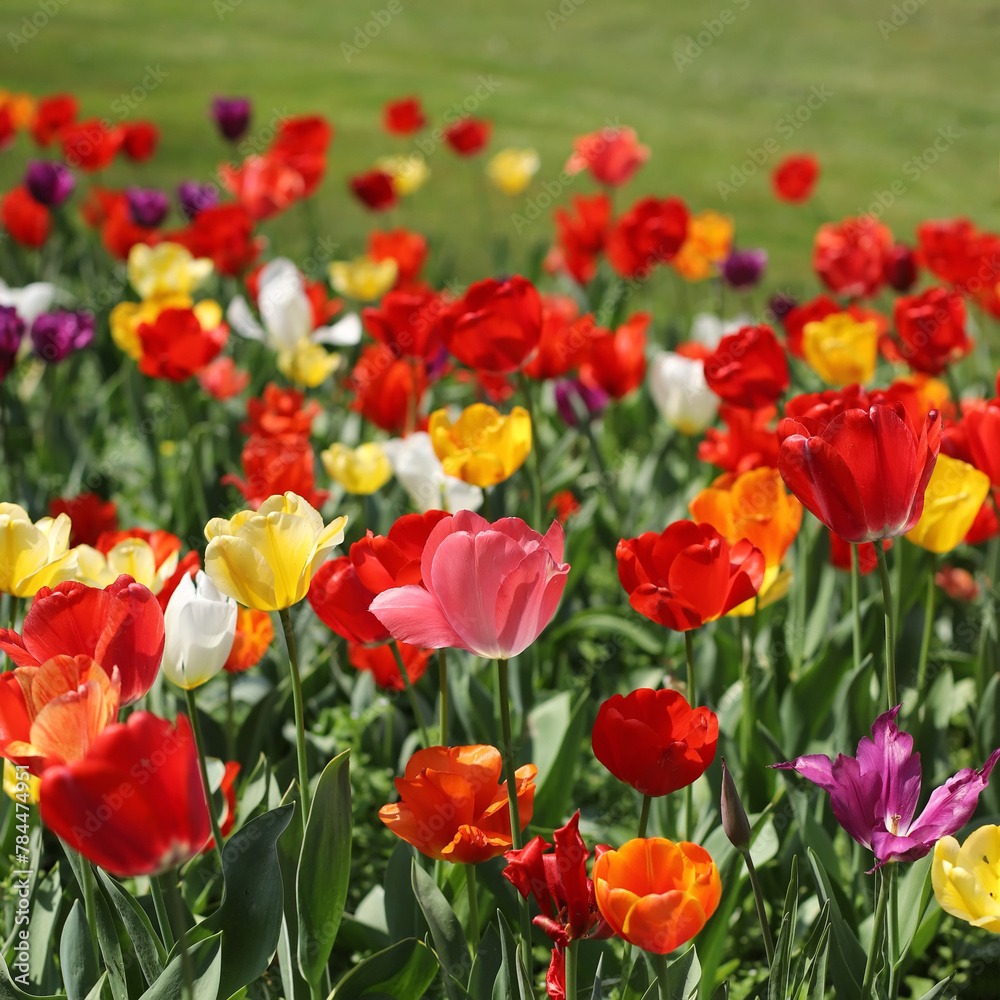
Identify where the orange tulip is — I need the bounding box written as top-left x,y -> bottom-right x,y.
593,837 -> 721,954
223,607 -> 274,673
379,744 -> 536,864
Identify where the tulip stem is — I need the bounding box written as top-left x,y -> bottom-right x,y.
874,540 -> 897,709
850,544 -> 863,674
438,648 -> 449,746
464,864 -> 481,950
739,617 -> 753,770
78,853 -> 100,968
887,863 -> 900,1000
149,876 -> 174,950
184,686 -> 226,870
651,951 -> 671,1000
518,374 -> 544,530
565,939 -> 578,1000
975,535 -> 999,697
226,672 -> 236,761
279,607 -> 312,818
391,640 -> 430,748
638,793 -> 652,838
163,871 -> 195,1000
861,867 -> 890,1000
684,631 -> 696,842
916,555 -> 937,700
741,847 -> 774,967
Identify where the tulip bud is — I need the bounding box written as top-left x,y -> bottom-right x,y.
163,570 -> 238,689
721,758 -> 752,851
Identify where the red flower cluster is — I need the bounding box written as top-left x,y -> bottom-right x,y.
813,215 -> 894,299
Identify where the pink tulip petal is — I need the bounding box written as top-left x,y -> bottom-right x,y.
369,584 -> 467,651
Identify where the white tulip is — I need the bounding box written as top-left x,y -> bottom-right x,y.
381,432 -> 484,514
0,279 -> 58,324
649,351 -> 720,435
163,571 -> 238,690
690,312 -> 754,351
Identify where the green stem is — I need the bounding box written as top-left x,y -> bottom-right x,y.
183,687 -> 226,868
887,863 -> 900,1000
638,793 -> 652,838
915,554 -> 937,699
874,540 -> 897,709
465,863 -> 481,950
684,631 -> 696,842
564,938 -> 578,1000
226,672 -> 236,761
162,871 -> 194,1000
79,853 -> 100,968
975,535 -> 1000,697
652,950 -> 671,1000
741,848 -> 775,967
851,544 -> 863,673
861,868 -> 890,1000
739,617 -> 752,769
279,607 -> 312,818
149,875 -> 174,950
390,640 -> 430,748
438,648 -> 449,746
518,374 -> 544,530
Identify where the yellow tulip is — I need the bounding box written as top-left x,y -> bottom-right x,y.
0,504 -> 74,597
3,760 -> 39,805
128,242 -> 214,300
486,148 -> 540,195
429,404 -> 532,487
277,338 -> 341,388
204,492 -> 347,611
329,256 -> 399,302
375,153 -> 430,195
932,825 -> 1000,933
322,443 -> 393,495
110,294 -> 192,360
906,454 -> 990,553
673,211 -> 734,282
802,313 -> 878,386
70,539 -> 179,594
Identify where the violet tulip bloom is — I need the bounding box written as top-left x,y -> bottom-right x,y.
773,706 -> 1000,868
212,97 -> 252,142
721,248 -> 768,291
0,306 -> 25,381
25,161 -> 75,207
126,187 -> 170,227
31,310 -> 94,362
369,511 -> 570,660
554,378 -> 608,428
177,180 -> 219,221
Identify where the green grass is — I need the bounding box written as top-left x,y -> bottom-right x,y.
2,0 -> 999,288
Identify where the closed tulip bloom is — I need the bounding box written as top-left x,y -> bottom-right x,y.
370,511 -> 569,660
71,535 -> 180,596
349,169 -> 398,212
813,216 -> 893,300
616,521 -> 765,631
383,96 -> 426,136
127,241 -> 213,299
204,492 -> 348,611
39,712 -> 210,877
772,153 -> 819,203
932,826 -> 1000,933
163,571 -> 238,689
579,313 -> 650,401
963,398 -> 1000,489
704,325 -> 790,409
565,126 -> 649,187
592,689 -> 718,796
375,153 -> 429,195
0,504 -> 74,597
329,255 -> 398,301
136,303 -> 229,382
648,351 -> 719,434
223,607 -> 274,672
322,442 -> 393,494
429,404 -> 532,487
486,148 -> 540,195
211,97 -> 251,142
443,117 -> 492,156
778,402 -> 941,543
802,313 -> 878,386
24,160 -> 75,207
593,838 -> 721,954
905,454 -> 990,554
379,744 -> 536,863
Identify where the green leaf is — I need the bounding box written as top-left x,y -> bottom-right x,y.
93,880 -> 129,1000
806,848 -> 864,1000
708,982 -> 729,1000
0,955 -> 63,1000
275,784 -> 310,1000
590,954 -> 604,1000
296,750 -> 352,986
412,862 -> 470,999
468,926 -> 502,1000
330,938 -> 438,999
667,946 -> 701,1000
897,852 -> 934,960
527,691 -> 589,828
60,899 -> 99,1000
138,931 -> 223,1000
191,804 -> 294,1000
491,910 -> 531,1000
98,871 -> 167,986
26,860 -> 61,993
383,842 -> 429,943
83,972 -> 109,1000
803,923 -> 831,1000
547,608 -> 663,655
914,976 -> 955,1000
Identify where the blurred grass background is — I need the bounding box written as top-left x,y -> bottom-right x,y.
1,0 -> 999,290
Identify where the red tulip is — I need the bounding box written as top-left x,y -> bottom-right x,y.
698,404 -> 780,473
39,712 -> 210,877
121,121 -> 159,162
616,521 -> 765,630
61,119 -> 123,171
137,307 -> 228,382
438,275 -> 543,375
1,186 -> 51,248
771,153 -> 819,203
523,296 -> 595,381
101,196 -> 159,260
30,93 -> 78,146
0,575 -> 163,705
383,97 -> 426,135
220,154 -> 307,220
203,760 -> 241,851
552,193 -> 611,285
198,356 -> 251,400
349,346 -> 427,434
242,382 -> 321,439
883,242 -> 919,292
368,228 -> 428,286
592,688 -> 718,796
963,398 -> 1000,488
270,115 -> 333,197
49,492 -> 119,548
813,216 -> 893,299
222,434 -> 329,511
566,126 -> 650,187
578,313 -> 649,400
888,287 -> 971,375
308,556 -> 389,645
361,287 -> 444,361
168,203 -> 261,277
444,117 -> 492,156
347,641 -> 431,691
606,196 -> 689,279
349,170 -> 397,212
351,511 -> 452,592
778,402 -> 941,543
703,324 -> 789,408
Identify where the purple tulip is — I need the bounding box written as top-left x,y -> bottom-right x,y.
31,310 -> 95,363
721,248 -> 768,291
126,187 -> 170,228
24,161 -> 76,207
176,180 -> 219,221
0,306 -> 26,380
768,291 -> 797,323
773,706 -> 1000,869
211,97 -> 252,142
554,378 -> 609,428
884,243 -> 918,293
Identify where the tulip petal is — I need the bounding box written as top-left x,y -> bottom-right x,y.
369,584 -> 467,651
621,889 -> 707,954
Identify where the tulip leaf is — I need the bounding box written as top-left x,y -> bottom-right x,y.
708,982 -> 729,1000
59,899 -> 98,1000
0,954 -> 63,1000
297,749 -> 352,986
806,848 -> 864,1000
491,909 -> 532,1000
622,951 -> 651,1000
329,937 -> 438,999
590,954 -> 604,1000
412,862 -> 470,1000
275,784 -> 310,1000
138,930 -> 223,1000
83,972 -> 109,1000
667,946 -> 701,1000
24,859 -> 61,993
92,879 -> 129,1000
97,871 -> 167,986
897,852 -> 934,960
803,923 -> 831,1000
547,608 -> 664,655
914,976 -> 955,1000
468,925 -> 501,1000
527,690 -> 589,828
383,841 -> 430,943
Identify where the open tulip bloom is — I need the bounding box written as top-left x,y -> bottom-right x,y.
773,706 -> 1000,868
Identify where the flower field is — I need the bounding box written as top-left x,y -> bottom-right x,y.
1,7 -> 1000,999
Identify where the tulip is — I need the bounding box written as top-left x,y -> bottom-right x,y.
698,404 -> 780,473
592,688 -> 718,797
110,295 -> 191,361
379,744 -> 536,863
121,121 -> 159,162
648,351 -> 719,434
0,277 -> 58,325
2,186 -> 50,248
553,379 -> 609,428
127,241 -> 213,299
374,153 -> 429,195
48,493 -> 118,548
552,193 -> 611,284
778,402 -> 941,543
802,312 -> 878,386
367,228 -> 428,286
932,825 -> 1000,933
349,169 -> 398,211
883,242 -> 919,292
813,215 -> 893,299
606,196 -> 689,279
774,706 -> 1000,867
383,96 -> 426,135
828,531 -> 891,577
0,306 -> 25,380
136,303 -> 229,382
211,96 -> 252,142
361,287 -> 443,362
443,117 -> 492,156
0,575 -> 163,705
579,313 -> 650,400
721,248 -> 768,291
486,148 -> 540,195
565,126 -> 649,187
963,398 -> 1000,489
429,404 -> 532,487
616,521 -> 765,631
72,534 -> 181,595
24,160 -> 75,207
522,296 -> 592,381
126,187 -> 170,228
592,837 -> 721,954
39,712 -> 211,877
223,607 -> 274,673
703,324 -> 790,408
308,556 -> 390,645
381,432 -> 484,513
329,255 -> 399,301
276,338 -> 340,388
347,641 -> 431,691
905,453 -> 990,553
889,287 -> 971,376
771,153 -> 819,203
321,442 -> 393,495
31,310 -> 94,363
349,347 -> 426,434
198,356 -> 250,400
204,492 -> 347,612
720,759 -> 751,851
224,435 -> 328,512
0,504 -> 74,597
673,210 -> 734,282
176,179 -> 219,221
370,511 -> 569,660
162,571 -> 238,689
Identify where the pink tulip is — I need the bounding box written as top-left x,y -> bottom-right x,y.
369,511 -> 570,659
